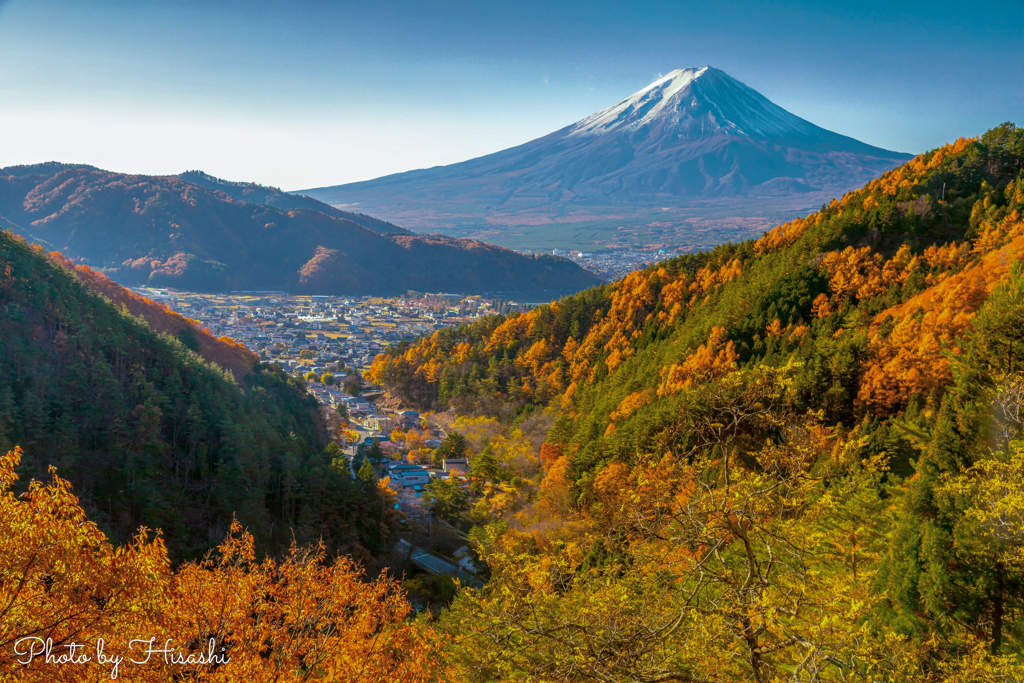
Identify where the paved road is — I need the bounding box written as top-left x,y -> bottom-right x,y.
345,423 -> 393,476
429,420 -> 449,439
410,547 -> 460,576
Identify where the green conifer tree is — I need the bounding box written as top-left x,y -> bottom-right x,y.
880,265 -> 1024,653
472,444 -> 499,482
358,458 -> 377,484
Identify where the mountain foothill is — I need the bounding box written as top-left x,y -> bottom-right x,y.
175,169 -> 415,236
361,123 -> 1024,679
0,163 -> 601,295
0,229 -> 395,562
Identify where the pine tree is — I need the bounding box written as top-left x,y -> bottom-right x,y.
970,262 -> 1024,376
368,440 -> 384,464
879,266 -> 1024,653
437,432 -> 468,460
20,390 -> 49,446
53,412 -> 78,469
358,458 -> 377,484
472,444 -> 499,482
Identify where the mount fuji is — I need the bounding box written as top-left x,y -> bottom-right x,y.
302,67 -> 912,250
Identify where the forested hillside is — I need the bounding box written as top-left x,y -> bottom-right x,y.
0,164 -> 600,295
6,124 -> 1024,681
367,123 -> 1024,679
0,231 -> 387,560
371,124 -> 1023,430
54,251 -> 259,379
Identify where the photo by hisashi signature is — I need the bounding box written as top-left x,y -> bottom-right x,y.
13,637 -> 230,680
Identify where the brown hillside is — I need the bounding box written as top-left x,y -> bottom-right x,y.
47,251 -> 256,379
0,164 -> 602,295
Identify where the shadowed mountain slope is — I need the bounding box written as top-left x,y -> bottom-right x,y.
0,164 -> 601,295
0,231 -> 389,560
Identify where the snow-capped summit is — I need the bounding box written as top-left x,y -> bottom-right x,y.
303,67 -> 912,247
568,66 -> 836,142
568,67 -> 715,138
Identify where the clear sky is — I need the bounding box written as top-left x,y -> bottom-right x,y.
1,0 -> 1021,190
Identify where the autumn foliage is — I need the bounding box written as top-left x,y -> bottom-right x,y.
371,125 -> 1024,428
9,125 -> 1024,681
47,251 -> 257,379
360,125 -> 1024,678
0,448 -> 443,682
1,228 -> 384,560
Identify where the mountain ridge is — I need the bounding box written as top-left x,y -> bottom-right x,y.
176,169 -> 414,235
0,163 -> 601,295
364,123 -> 1024,678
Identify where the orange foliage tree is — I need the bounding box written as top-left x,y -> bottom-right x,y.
657,327 -> 739,397
0,448 -> 443,682
859,234 -> 1024,414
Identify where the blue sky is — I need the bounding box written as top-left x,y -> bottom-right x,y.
1,0 -> 1020,189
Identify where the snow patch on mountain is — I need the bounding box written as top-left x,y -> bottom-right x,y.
566,66 -> 827,141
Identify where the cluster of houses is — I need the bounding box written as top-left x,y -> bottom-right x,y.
135,290 -> 524,378
381,458 -> 470,509
339,407 -> 471,510
131,288 -> 531,516
518,247 -> 679,280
